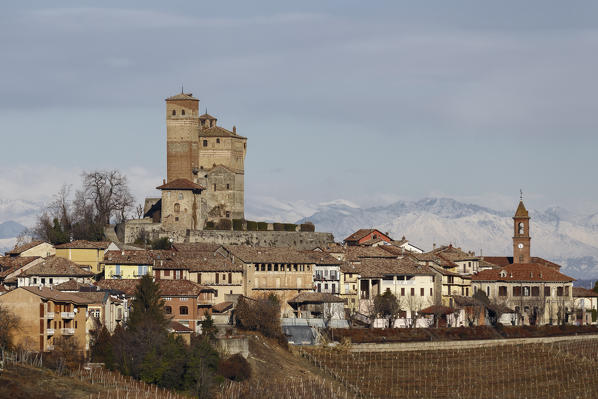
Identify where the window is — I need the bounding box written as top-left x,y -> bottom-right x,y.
411,288 -> 415,296
181,109 -> 185,115
513,286 -> 521,296
557,287 -> 564,297
564,286 -> 569,296
523,286 -> 530,296
178,193 -> 183,200
172,110 -> 176,116
401,288 -> 405,296
226,183 -> 230,189
165,306 -> 172,314
49,278 -> 53,284
33,278 -> 37,284
179,306 -> 189,315
544,287 -> 551,297
430,288 -> 433,296
499,286 -> 507,296
203,140 -> 208,147
164,270 -> 170,277
226,211 -> 230,218
216,138 -> 220,143
174,203 -> 180,212
486,286 -> 490,296
531,287 -> 540,297
41,278 -> 45,284
420,288 -> 424,296
213,184 -> 216,191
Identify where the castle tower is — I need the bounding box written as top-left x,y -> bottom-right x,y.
166,92 -> 200,182
513,198 -> 531,264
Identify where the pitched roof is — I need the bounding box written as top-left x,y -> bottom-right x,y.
419,305 -> 455,315
54,279 -> 96,291
514,201 -> 529,218
0,256 -> 41,278
430,245 -> 478,261
166,92 -> 198,101
198,113 -> 217,120
573,287 -> 598,298
161,255 -> 242,272
225,246 -> 333,265
157,279 -> 215,296
6,241 -> 47,255
22,256 -> 94,277
353,257 -> 435,278
156,179 -> 205,191
55,240 -> 111,250
172,243 -> 222,254
199,126 -> 246,139
482,256 -> 562,270
102,250 -> 157,265
212,301 -> 233,313
471,263 -> 574,283
344,229 -> 388,243
345,246 -> 396,262
169,320 -> 193,333
20,286 -> 96,305
288,292 -> 345,304
95,279 -> 140,296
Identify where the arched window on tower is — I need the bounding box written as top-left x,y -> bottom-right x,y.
174,203 -> 180,213
203,140 -> 208,147
519,222 -> 524,235
181,109 -> 185,115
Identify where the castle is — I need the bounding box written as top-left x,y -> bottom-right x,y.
121,91 -> 333,249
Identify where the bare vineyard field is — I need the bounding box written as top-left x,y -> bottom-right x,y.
301,338 -> 598,399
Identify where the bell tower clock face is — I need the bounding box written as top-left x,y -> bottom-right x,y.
518,243 -> 524,249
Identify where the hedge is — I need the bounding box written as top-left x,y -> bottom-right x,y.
283,223 -> 297,231
300,222 -> 315,232
246,221 -> 258,231
273,223 -> 284,231
257,222 -> 268,231
232,219 -> 244,231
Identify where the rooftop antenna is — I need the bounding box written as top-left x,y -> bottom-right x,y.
520,189 -> 523,201
181,84 -> 184,94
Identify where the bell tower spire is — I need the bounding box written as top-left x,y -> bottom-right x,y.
513,195 -> 531,264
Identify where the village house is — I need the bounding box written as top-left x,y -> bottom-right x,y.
16,256 -> 94,288
572,287 -> 598,325
312,254 -> 342,294
102,250 -> 155,279
0,256 -> 45,288
343,229 -> 392,246
5,241 -> 55,258
429,245 -> 481,275
55,240 -> 111,275
0,286 -> 90,352
288,292 -> 346,320
339,262 -> 360,311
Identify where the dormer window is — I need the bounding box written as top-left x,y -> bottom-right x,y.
500,270 -> 507,278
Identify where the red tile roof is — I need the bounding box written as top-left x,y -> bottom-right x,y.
156,179 -> 205,191
102,250 -> 157,265
472,263 -> 573,283
288,292 -> 345,304
95,278 -> 214,297
5,241 -> 47,255
573,287 -> 598,298
353,257 -> 435,278
344,229 -> 390,243
514,201 -> 529,218
22,256 -> 94,277
55,240 -> 111,250
0,256 -> 41,278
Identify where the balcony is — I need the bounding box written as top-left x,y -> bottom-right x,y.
61,312 -> 75,319
46,328 -> 55,335
61,328 -> 75,335
46,312 -> 55,319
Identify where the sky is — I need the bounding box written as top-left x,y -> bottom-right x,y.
1,1 -> 598,216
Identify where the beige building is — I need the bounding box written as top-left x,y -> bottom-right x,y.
5,241 -> 55,258
55,240 -> 111,274
17,256 -> 94,288
572,287 -> 598,325
0,256 -> 45,288
0,286 -> 89,352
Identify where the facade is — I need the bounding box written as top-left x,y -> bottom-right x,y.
55,240 -> 111,274
17,256 -> 94,288
0,256 -> 44,287
513,201 -> 531,264
313,258 -> 342,295
102,250 -> 154,279
572,287 -> 598,325
344,229 -> 392,246
158,279 -> 215,333
0,286 -> 89,352
288,292 -> 346,320
156,179 -> 206,232
339,263 -> 360,311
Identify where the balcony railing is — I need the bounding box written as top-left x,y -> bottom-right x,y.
61,328 -> 75,335
61,312 -> 75,319
46,312 -> 55,319
46,328 -> 55,335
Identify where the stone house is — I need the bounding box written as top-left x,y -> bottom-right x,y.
17,256 -> 94,288
55,240 -> 111,275
156,178 -> 206,232
158,279 -> 215,333
0,286 -> 90,352
339,262 -> 360,311
5,241 -> 55,258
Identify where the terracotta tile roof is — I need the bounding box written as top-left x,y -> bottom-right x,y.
378,245 -> 408,256
225,246 -> 334,265
166,92 -> 198,101
428,264 -> 464,277
162,255 -> 242,272
471,263 -> 574,283
340,262 -> 360,274
353,258 -> 435,278
344,229 -> 377,242
55,240 -> 111,250
156,178 -> 205,191
212,301 -> 233,313
0,256 -> 41,278
22,256 -> 94,277
514,201 -> 529,218
20,286 -> 95,305
157,279 -> 215,296
172,243 -> 222,254
95,279 -> 139,296
198,113 -> 217,120
481,256 -> 562,270
102,250 -> 157,265
420,305 -> 455,315
573,287 -> 598,298
359,237 -> 386,246
345,246 -> 396,262
410,252 -> 458,268
430,245 -> 478,261
199,126 -> 246,139
6,241 -> 47,255
288,292 -> 345,304
169,320 -> 193,333
54,279 -> 98,292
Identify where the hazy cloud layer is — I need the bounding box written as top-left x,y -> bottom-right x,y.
1,1 -> 597,213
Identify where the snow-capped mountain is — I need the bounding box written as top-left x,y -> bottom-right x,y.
0,199 -> 44,226
291,197 -> 598,280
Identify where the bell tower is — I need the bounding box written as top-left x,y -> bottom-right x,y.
165,91 -> 200,182
513,192 -> 531,264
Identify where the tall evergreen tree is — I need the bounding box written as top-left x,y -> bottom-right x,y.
128,274 -> 168,330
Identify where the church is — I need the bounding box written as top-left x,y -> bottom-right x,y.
472,198 -> 575,325
142,91 -> 247,232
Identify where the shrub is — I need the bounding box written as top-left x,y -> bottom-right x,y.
216,219 -> 232,230
218,354 -> 252,381
246,220 -> 258,231
205,221 -> 215,230
283,223 -> 297,231
273,223 -> 284,231
300,222 -> 315,232
232,219 -> 245,231
257,221 -> 268,231
151,237 -> 172,250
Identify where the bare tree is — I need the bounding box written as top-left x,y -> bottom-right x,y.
400,294 -> 430,328
0,305 -> 20,351
135,203 -> 144,219
79,170 -> 135,224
